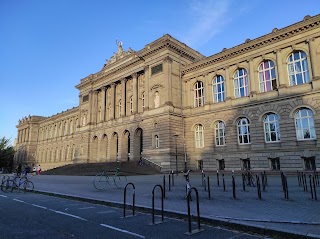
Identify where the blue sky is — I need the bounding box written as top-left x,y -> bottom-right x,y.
1,0 -> 319,145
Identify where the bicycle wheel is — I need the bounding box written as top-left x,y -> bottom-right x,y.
93,174 -> 109,190
23,181 -> 34,192
113,172 -> 127,189
1,180 -> 12,192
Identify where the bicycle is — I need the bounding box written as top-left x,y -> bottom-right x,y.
6,175 -> 34,192
1,175 -> 11,192
244,171 -> 256,187
93,168 -> 127,190
183,170 -> 192,200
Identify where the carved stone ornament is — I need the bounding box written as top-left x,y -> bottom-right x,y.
150,84 -> 164,91
103,39 -> 135,68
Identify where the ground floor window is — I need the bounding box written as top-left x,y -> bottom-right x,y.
217,159 -> 225,170
303,156 -> 316,170
241,158 -> 251,170
269,157 -> 280,170
197,160 -> 203,170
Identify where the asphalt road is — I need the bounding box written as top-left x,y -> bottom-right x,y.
0,191 -> 268,239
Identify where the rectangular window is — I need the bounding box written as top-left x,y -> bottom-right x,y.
270,157 -> 280,170
151,64 -> 163,75
218,159 -> 225,170
82,95 -> 89,103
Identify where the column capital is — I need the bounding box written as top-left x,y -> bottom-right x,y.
101,86 -> 108,91
163,56 -> 173,63
131,73 -> 138,78
111,82 -> 116,87
144,65 -> 149,72
121,78 -> 127,83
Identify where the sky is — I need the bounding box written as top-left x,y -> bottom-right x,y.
1,0 -> 319,145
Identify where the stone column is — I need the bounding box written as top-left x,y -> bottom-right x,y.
132,73 -> 138,114
78,94 -> 82,129
164,56 -> 173,106
276,49 -> 287,87
88,90 -> 94,124
307,38 -> 319,79
224,67 -> 232,100
248,59 -> 256,94
121,79 -> 126,117
144,66 -> 150,110
110,83 -> 116,120
102,87 -> 107,121
204,74 -> 211,104
17,130 -> 20,143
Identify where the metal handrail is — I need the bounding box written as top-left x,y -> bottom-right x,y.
141,157 -> 163,170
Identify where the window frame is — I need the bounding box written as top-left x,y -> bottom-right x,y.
214,120 -> 225,146
155,135 -> 160,148
237,117 -> 251,145
294,108 -> 316,140
263,113 -> 281,143
194,81 -> 205,107
212,75 -> 225,103
258,60 -> 277,92
194,124 -> 204,148
234,68 -> 249,98
287,51 -> 310,86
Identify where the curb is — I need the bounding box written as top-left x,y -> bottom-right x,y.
33,190 -> 319,239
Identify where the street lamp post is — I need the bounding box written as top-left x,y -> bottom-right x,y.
174,134 -> 178,175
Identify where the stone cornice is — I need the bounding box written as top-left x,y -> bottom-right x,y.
183,14 -> 320,75
38,106 -> 79,125
75,35 -> 205,90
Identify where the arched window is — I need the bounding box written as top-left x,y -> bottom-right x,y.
155,135 -> 159,148
259,60 -> 277,92
212,75 -> 225,103
194,124 -> 204,148
130,96 -> 133,113
118,100 -> 122,118
234,68 -> 249,98
287,51 -> 310,85
237,118 -> 250,144
214,121 -> 225,146
295,108 -> 316,140
263,113 -> 280,142
194,81 -> 204,107
141,92 -> 145,111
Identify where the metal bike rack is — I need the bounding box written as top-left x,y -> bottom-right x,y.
222,173 -> 225,191
185,187 -> 204,235
232,175 -> 236,199
163,175 -> 166,198
216,170 -> 220,186
207,176 -> 211,199
123,183 -> 135,218
242,173 -> 246,192
151,184 -> 165,225
256,175 -> 262,200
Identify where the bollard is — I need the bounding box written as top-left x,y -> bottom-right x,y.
217,170 -> 220,186
232,175 -> 236,199
298,171 -> 301,186
242,173 -> 246,192
171,170 -> 174,186
264,171 -> 268,186
304,173 -> 308,191
207,176 -> 211,199
261,172 -> 266,192
151,185 -> 164,225
222,173 -> 225,191
163,175 -> 166,198
168,174 -> 171,191
313,176 -> 317,200
201,170 -> 204,186
256,175 -> 262,200
204,174 -> 206,191
123,183 -> 135,218
309,175 -> 314,200
185,187 -> 204,235
285,176 -> 289,199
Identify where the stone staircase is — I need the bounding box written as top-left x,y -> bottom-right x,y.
42,161 -> 162,176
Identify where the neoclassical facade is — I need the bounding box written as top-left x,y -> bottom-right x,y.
15,15 -> 320,172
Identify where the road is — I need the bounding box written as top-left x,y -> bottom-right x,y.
0,191 -> 268,239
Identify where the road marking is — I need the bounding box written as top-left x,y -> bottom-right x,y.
31,204 -> 47,209
50,209 -> 87,221
0,195 -> 7,198
100,224 -> 145,238
96,210 -> 115,214
13,199 -> 25,203
78,206 -> 95,210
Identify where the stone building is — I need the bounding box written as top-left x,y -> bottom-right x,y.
15,14 -> 320,172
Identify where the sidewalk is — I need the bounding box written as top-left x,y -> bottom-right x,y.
30,173 -> 320,239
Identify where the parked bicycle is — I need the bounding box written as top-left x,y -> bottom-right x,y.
244,171 -> 256,187
1,175 -> 11,192
183,170 -> 192,199
93,168 -> 127,190
1,174 -> 34,192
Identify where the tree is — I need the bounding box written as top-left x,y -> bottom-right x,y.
0,137 -> 14,172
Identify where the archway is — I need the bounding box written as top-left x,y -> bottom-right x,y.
110,132 -> 119,161
100,134 -> 108,162
133,128 -> 143,161
91,136 -> 98,162
121,130 -> 130,161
